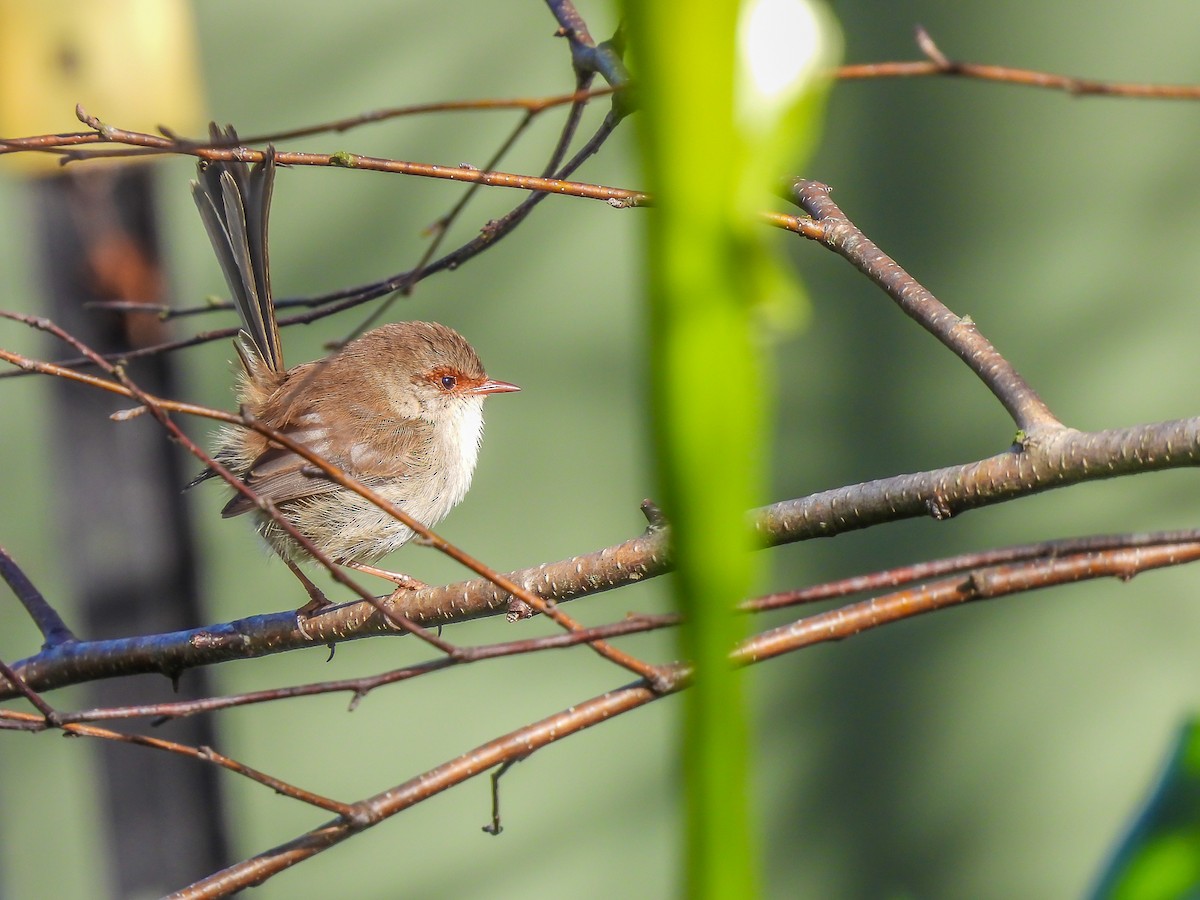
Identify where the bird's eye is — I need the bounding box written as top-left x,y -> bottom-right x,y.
439,374 -> 458,390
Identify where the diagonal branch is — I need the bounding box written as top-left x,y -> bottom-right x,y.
168,672 -> 679,899
0,707 -> 354,816
789,178 -> 1060,432
737,541 -> 1200,664
53,613 -> 679,726
0,543 -> 77,648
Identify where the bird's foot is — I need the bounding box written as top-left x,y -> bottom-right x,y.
342,561 -> 428,591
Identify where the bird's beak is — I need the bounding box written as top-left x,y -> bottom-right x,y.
471,379 -> 521,395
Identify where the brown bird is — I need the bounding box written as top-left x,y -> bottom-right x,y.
190,145 -> 518,612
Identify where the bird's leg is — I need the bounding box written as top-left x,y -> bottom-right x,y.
341,561 -> 429,591
282,557 -> 333,617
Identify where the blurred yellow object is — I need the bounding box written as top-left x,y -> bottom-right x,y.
0,0 -> 206,173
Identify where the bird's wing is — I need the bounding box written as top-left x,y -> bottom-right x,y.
220,412 -> 434,518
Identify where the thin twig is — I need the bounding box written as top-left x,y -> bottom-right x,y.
231,86 -> 618,144
73,106 -> 644,204
0,708 -> 354,816
835,25 -> 1200,100
737,542 -> 1200,664
0,543 -> 76,648
788,178 -> 1060,433
0,657 -> 58,722
743,529 -> 1200,612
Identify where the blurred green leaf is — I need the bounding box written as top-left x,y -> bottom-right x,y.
620,1 -> 838,896
1092,719 -> 1200,900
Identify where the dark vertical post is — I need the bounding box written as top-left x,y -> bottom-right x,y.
31,165 -> 229,896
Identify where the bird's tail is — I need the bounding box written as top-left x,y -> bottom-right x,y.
191,126 -> 284,376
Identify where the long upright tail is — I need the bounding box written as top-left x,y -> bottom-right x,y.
191,128 -> 283,375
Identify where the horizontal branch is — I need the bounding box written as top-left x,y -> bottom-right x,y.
6,416 -> 1200,697
836,26 -> 1200,100
64,106 -> 647,205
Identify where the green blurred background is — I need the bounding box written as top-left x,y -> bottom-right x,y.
3,1 -> 1200,897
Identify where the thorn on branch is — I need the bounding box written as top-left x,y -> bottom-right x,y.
962,572 -> 984,597
606,21 -> 626,58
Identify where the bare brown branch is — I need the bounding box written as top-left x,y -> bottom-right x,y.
737,542 -> 1200,664
835,25 -> 1200,99
0,708 -> 354,816
788,178 -> 1060,432
169,673 -> 676,898
169,534 -> 1200,897
0,543 -> 76,648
